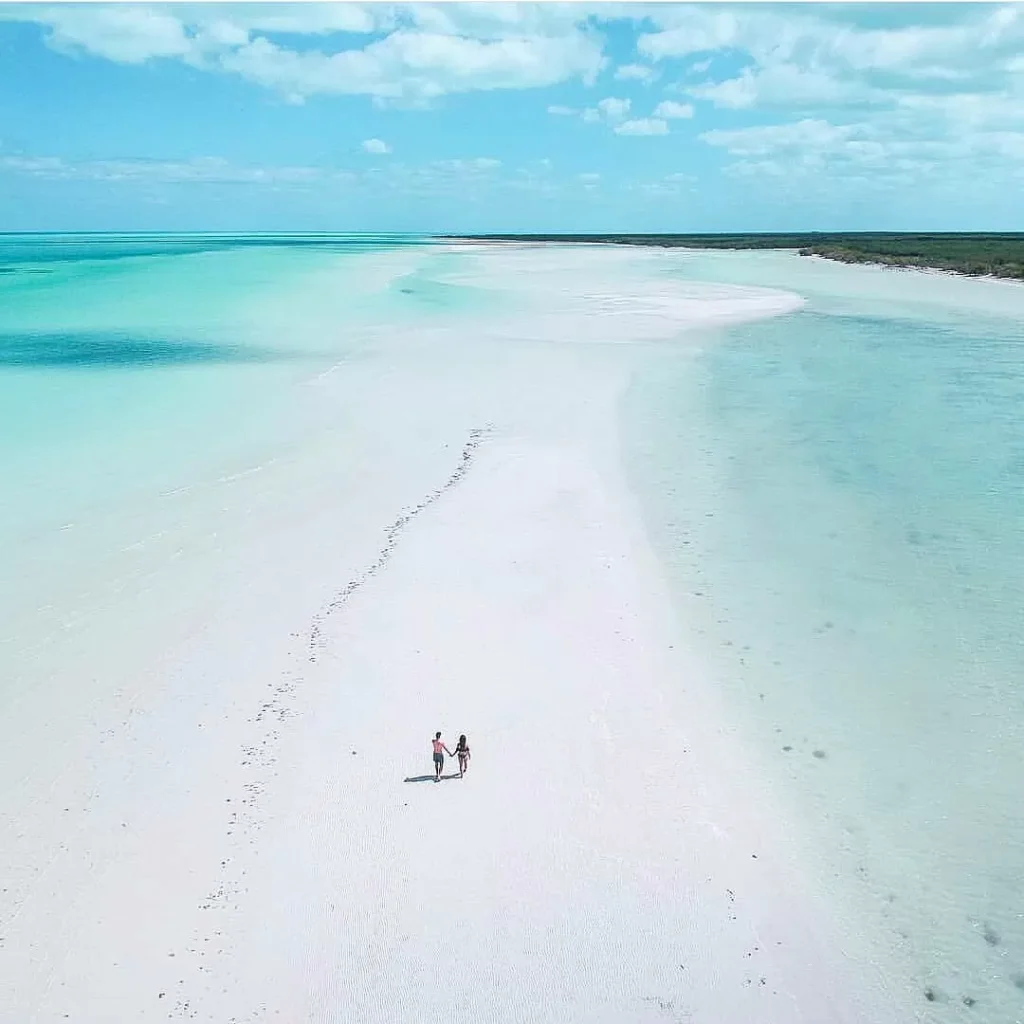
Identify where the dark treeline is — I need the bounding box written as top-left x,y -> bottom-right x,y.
447,233 -> 1024,281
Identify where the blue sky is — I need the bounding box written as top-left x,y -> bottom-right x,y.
2,2 -> 1023,232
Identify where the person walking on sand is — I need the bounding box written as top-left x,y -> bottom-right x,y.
432,732 -> 453,782
455,734 -> 471,778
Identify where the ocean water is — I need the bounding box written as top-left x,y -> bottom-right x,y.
0,234 -> 419,526
625,250 -> 1024,1023
0,234 -> 462,667
5,236 -> 1024,1022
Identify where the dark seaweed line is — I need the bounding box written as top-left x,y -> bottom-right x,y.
306,425 -> 490,661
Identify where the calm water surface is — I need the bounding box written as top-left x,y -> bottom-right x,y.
627,250 -> 1024,1023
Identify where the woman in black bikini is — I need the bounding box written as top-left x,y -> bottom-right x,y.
455,734 -> 470,778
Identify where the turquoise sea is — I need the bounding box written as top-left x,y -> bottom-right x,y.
3,236 -> 1023,1022
0,233 -> 404,525
0,234 -> 445,621
627,251 -> 1024,1023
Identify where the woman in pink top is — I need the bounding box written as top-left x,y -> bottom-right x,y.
432,732 -> 453,781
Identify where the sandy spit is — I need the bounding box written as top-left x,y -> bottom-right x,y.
0,244 -> 898,1023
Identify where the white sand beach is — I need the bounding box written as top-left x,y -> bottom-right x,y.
1,244 -> 903,1022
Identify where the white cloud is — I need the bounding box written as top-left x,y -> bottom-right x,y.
0,156 -> 69,177
0,146 -> 544,204
639,4 -> 1015,75
699,113 -> 1024,193
700,119 -> 860,157
11,2 -> 1024,205
615,63 -> 655,82
597,96 -> 631,121
0,153 -> 332,185
653,100 -> 694,120
29,5 -> 195,64
402,4 -> 604,41
0,147 -> 510,199
638,8 -> 746,62
357,154 -> 514,199
641,3 -> 1024,115
893,88 -> 1024,130
210,4 -> 388,37
361,138 -> 391,155
689,63 -> 882,111
632,3 -> 1024,197
4,4 -> 608,103
614,118 -> 669,137
573,95 -> 632,127
215,30 -> 606,105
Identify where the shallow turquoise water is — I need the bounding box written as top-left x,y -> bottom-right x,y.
0,234 -> 489,631
0,235 -> 427,532
625,252 -> 1024,1023
6,237 -> 1024,1020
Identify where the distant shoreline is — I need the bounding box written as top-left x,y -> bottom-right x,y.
443,233 -> 1024,282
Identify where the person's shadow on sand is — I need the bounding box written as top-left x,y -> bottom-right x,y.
404,774 -> 461,783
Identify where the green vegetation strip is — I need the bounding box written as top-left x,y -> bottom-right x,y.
446,233 -> 1024,281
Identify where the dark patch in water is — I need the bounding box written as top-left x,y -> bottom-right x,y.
0,234 -> 418,268
812,749 -> 827,759
983,922 -> 1001,946
0,331 -> 286,370
963,995 -> 976,1007
924,986 -> 948,1003
1011,972 -> 1024,991
782,746 -> 793,752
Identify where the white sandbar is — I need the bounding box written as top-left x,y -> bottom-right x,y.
0,244 -> 899,1022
